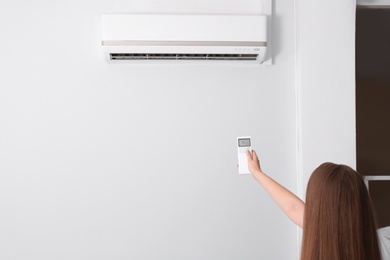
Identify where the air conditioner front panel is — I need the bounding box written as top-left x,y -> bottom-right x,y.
101,14 -> 268,64
102,14 -> 267,43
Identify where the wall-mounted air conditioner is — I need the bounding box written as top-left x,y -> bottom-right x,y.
101,14 -> 268,64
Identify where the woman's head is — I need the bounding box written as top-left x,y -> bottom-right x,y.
301,163 -> 381,260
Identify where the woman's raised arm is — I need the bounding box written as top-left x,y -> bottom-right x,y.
246,150 -> 305,228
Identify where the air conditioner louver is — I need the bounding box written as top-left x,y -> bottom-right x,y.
110,53 -> 259,61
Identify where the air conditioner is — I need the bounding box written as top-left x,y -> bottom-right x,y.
101,14 -> 268,64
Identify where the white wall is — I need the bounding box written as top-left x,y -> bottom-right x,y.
0,0 -> 299,259
296,0 -> 357,189
0,0 -> 357,259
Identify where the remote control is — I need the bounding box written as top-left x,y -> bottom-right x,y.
237,136 -> 252,174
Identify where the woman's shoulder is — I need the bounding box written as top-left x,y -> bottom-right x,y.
378,226 -> 390,260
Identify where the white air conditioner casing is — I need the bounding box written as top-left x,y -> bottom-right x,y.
101,14 -> 268,64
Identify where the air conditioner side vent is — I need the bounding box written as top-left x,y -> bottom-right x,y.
110,53 -> 259,61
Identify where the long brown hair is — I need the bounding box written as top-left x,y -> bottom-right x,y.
301,163 -> 381,260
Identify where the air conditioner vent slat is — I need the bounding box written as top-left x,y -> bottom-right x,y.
110,53 -> 148,60
177,54 -> 207,60
148,54 -> 177,60
110,53 -> 259,61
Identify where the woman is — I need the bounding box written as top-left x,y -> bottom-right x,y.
246,150 -> 389,260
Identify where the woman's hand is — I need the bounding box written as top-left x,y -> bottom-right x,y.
246,150 -> 263,175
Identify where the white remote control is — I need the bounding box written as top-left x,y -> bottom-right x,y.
237,136 -> 252,174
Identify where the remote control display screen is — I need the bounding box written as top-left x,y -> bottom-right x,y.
238,138 -> 251,147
